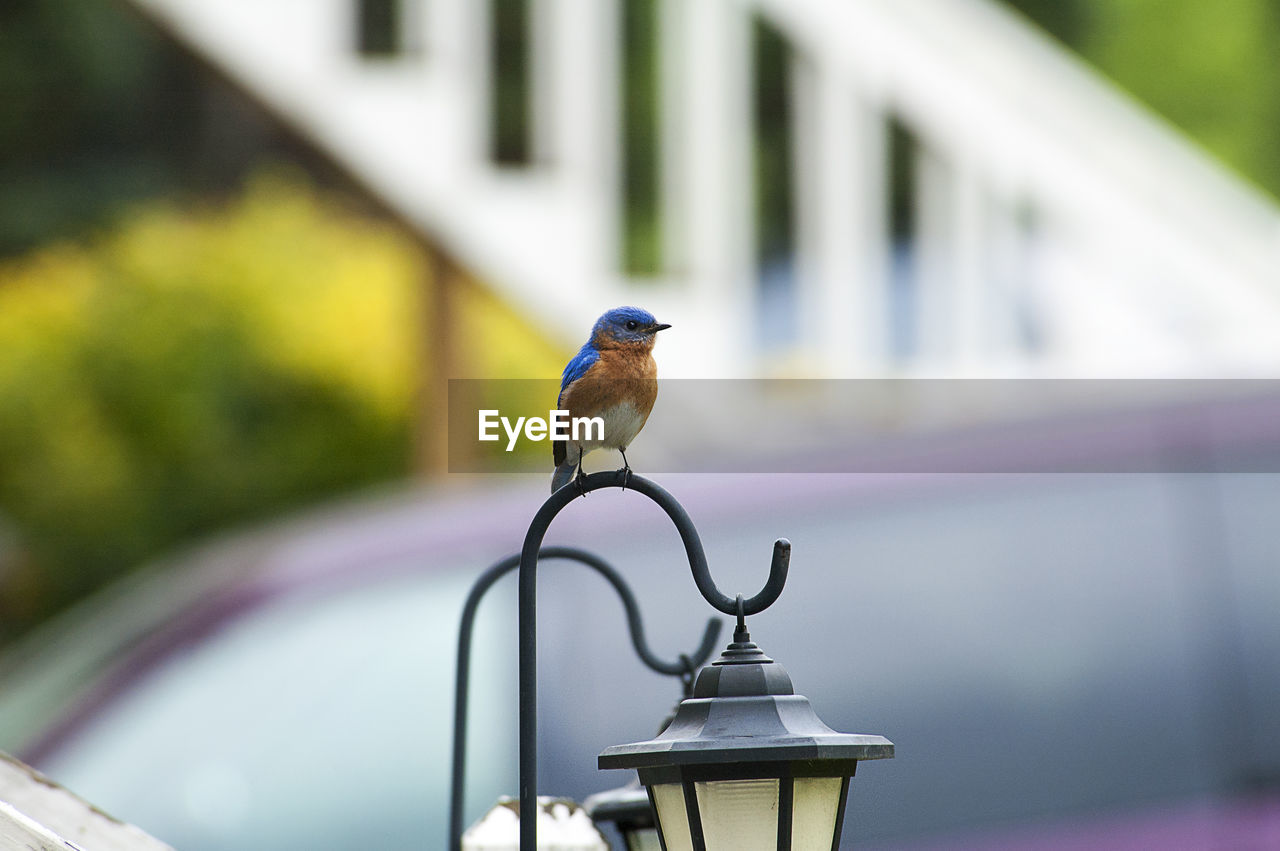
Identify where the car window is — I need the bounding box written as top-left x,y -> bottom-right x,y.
39,567 -> 517,850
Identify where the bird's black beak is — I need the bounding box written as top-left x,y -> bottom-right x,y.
650,322 -> 672,332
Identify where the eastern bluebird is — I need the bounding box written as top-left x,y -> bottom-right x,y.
551,306 -> 670,493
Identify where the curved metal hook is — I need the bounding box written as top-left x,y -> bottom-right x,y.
516,470 -> 790,848
532,470 -> 790,617
450,544 -> 722,851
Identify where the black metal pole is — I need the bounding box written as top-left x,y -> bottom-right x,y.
450,544 -> 721,850
517,470 -> 792,850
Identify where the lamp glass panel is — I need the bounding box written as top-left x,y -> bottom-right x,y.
790,777 -> 844,849
695,778 -> 780,851
625,828 -> 663,851
651,783 -> 695,851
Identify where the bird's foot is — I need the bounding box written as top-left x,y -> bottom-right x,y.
618,448 -> 632,491
573,469 -> 589,498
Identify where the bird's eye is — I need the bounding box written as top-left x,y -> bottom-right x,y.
625,320 -> 639,331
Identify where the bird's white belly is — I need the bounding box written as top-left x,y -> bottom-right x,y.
577,402 -> 645,454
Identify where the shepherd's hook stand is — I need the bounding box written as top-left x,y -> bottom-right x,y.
517,469 -> 791,850
449,544 -> 721,851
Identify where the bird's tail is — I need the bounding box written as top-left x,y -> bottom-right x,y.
551,461 -> 576,494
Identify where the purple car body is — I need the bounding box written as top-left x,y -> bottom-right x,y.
0,390 -> 1278,849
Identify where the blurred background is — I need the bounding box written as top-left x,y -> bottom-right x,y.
1,0 -> 1279,848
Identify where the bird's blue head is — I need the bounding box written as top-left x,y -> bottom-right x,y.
590,306 -> 671,348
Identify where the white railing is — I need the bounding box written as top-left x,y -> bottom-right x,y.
1,751 -> 174,851
127,0 -> 1280,377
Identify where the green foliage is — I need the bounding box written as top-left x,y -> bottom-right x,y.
753,17 -> 794,265
1002,0 -> 1088,46
621,0 -> 664,276
490,0 -> 532,164
1081,0 -> 1280,194
0,174 -> 564,637
0,0 -> 203,256
1007,0 -> 1280,198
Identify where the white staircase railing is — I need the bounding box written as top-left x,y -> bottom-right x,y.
126,0 -> 1280,377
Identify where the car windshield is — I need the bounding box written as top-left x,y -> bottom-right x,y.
38,567 -> 517,850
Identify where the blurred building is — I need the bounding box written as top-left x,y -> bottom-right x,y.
121,0 -> 1280,378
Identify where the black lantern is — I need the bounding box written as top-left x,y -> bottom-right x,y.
585,712 -> 680,850
583,780 -> 660,851
599,623 -> 893,851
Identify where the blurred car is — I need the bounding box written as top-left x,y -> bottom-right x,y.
2,391 -> 1280,849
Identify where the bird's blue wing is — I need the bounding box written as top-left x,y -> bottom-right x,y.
558,345 -> 599,406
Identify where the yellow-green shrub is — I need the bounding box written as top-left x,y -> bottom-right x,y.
0,173 -> 564,636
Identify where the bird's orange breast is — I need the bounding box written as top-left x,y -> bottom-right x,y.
560,347 -> 657,421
